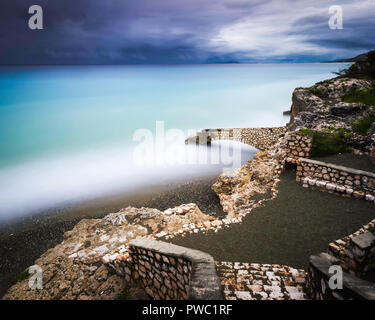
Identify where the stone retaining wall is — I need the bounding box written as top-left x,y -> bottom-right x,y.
283,131 -> 313,165
185,127 -> 287,151
297,158 -> 375,202
108,239 -> 223,300
328,219 -> 375,277
307,253 -> 375,300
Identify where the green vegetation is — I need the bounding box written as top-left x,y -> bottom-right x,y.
336,50 -> 375,79
115,289 -> 132,300
342,82 -> 375,106
307,86 -> 325,99
299,128 -> 350,157
17,270 -> 30,282
298,128 -> 314,136
352,115 -> 375,135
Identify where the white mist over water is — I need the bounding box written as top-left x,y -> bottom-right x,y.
0,141 -> 257,220
0,64 -> 349,220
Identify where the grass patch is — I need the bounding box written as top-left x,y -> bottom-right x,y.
299,128 -> 350,157
307,86 -> 325,99
298,128 -> 314,136
17,270 -> 30,282
352,115 -> 375,135
115,289 -> 132,300
311,131 -> 349,157
342,82 -> 375,106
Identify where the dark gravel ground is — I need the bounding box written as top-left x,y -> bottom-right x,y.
170,169 -> 375,269
313,153 -> 375,172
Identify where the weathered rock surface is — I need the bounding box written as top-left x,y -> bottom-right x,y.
212,151 -> 282,217
289,77 -> 375,154
290,78 -> 371,125
2,204 -> 213,300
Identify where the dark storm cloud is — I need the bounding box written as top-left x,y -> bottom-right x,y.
0,0 -> 374,64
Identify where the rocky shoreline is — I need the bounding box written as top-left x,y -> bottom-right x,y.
2,56 -> 375,300
0,175 -> 223,298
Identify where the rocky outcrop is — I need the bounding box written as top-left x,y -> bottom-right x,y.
290,78 -> 372,132
212,74 -> 375,217
212,151 -> 282,218
2,204 -> 215,300
289,77 -> 375,154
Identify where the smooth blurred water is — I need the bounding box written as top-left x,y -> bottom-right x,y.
0,63 -> 348,219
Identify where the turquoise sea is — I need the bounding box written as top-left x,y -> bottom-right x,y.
0,63 -> 349,219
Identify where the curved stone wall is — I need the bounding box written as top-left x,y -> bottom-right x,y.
110,239 -> 224,300
298,158 -> 375,202
185,127 -> 287,151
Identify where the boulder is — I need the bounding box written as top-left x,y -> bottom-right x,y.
330,103 -> 363,116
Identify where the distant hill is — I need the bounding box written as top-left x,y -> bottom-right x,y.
325,50 -> 375,63
336,50 -> 375,79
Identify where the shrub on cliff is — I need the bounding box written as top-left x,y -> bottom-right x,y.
352,114 -> 375,136
300,128 -> 350,157
17,270 -> 30,282
342,81 -> 375,106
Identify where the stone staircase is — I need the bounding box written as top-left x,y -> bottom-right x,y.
215,261 -> 308,300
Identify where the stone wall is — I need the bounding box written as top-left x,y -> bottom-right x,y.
328,219 -> 375,277
185,127 -> 287,151
283,131 -> 313,165
297,158 -> 375,202
307,253 -> 375,300
107,238 -> 223,300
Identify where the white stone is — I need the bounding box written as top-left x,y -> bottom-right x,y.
316,181 -> 327,188
235,291 -> 252,300
326,183 -> 336,191
308,179 -> 316,186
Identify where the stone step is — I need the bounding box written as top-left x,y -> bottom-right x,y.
215,261 -> 308,300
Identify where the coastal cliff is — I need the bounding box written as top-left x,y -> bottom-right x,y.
213,54 -> 375,217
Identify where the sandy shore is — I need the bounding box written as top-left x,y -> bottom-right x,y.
0,174 -> 222,297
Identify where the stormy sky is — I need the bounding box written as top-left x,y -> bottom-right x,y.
0,0 -> 374,64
